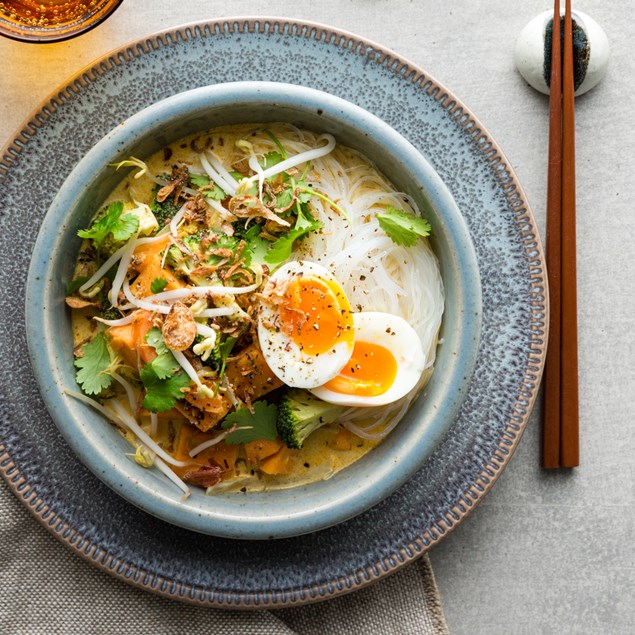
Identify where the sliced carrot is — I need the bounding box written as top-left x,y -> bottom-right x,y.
108,309 -> 158,368
172,423 -> 240,476
197,441 -> 240,471
129,235 -> 184,298
130,260 -> 183,298
183,382 -> 233,432
184,382 -> 227,413
172,420 -> 199,463
244,438 -> 284,464
259,446 -> 296,475
132,235 -> 171,268
333,428 -> 353,451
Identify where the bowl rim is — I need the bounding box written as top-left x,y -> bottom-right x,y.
25,81 -> 482,539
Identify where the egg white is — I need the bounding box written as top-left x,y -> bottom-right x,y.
257,260 -> 355,389
310,311 -> 426,407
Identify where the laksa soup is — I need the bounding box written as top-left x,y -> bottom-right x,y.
67,123 -> 444,498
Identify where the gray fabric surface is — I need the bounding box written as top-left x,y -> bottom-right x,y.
0,478 -> 449,634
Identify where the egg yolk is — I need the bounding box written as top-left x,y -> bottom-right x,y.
323,340 -> 398,396
279,275 -> 353,355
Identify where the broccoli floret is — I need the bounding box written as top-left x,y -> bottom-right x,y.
164,234 -> 202,278
165,230 -> 249,284
100,304 -> 123,321
151,186 -> 183,226
277,389 -> 346,449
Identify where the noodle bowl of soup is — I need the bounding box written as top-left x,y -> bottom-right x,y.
26,82 -> 481,538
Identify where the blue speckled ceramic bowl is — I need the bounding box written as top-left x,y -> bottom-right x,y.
25,81 -> 481,539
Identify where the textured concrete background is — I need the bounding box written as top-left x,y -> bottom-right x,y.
1,1 -> 632,633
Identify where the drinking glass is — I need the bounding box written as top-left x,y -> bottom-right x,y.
0,0 -> 124,43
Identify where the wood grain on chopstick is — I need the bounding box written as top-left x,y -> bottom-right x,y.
542,0 -> 562,469
559,0 -> 579,467
542,0 -> 579,468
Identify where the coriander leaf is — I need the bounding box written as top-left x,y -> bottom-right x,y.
261,151 -> 284,171
140,363 -> 190,412
203,183 -> 227,200
242,224 -> 270,265
376,206 -> 431,247
222,401 -> 279,444
77,201 -> 139,248
217,336 -> 237,378
110,213 -> 139,241
74,332 -> 114,395
140,328 -> 190,411
190,173 -> 226,200
264,130 -> 287,159
150,277 -> 168,294
189,173 -> 210,188
145,326 -> 169,354
295,205 -> 320,233
265,207 -> 323,265
295,181 -> 314,205
275,186 -> 295,210
144,327 -> 178,380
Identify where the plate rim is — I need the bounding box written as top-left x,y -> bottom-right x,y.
0,15 -> 547,607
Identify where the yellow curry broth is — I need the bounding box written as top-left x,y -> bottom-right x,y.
69,123 -> 401,494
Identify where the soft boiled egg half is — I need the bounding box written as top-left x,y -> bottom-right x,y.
310,312 -> 426,407
257,260 -> 356,389
258,260 -> 426,406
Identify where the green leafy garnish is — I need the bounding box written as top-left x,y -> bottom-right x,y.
216,336 -> 237,378
77,201 -> 139,249
275,186 -> 295,210
143,328 -> 179,379
264,130 -> 287,159
241,224 -> 271,265
66,276 -> 90,296
261,151 -> 285,171
265,207 -> 323,265
376,206 -> 431,247
150,277 -> 168,294
140,328 -> 190,412
74,332 -> 114,395
189,173 -> 226,200
140,364 -> 190,412
189,173 -> 211,188
222,401 -> 279,444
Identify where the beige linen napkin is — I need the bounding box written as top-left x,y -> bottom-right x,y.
0,479 -> 448,634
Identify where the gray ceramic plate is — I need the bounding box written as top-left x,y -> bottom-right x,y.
0,18 -> 546,606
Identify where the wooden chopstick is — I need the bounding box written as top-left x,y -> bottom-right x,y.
559,0 -> 579,467
542,0 -> 579,468
542,0 -> 562,468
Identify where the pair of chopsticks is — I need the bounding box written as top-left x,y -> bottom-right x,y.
542,0 -> 579,468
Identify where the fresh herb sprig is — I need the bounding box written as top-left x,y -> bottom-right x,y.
140,328 -> 190,412
74,332 -> 115,395
77,201 -> 139,252
222,400 -> 279,444
377,206 -> 432,246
